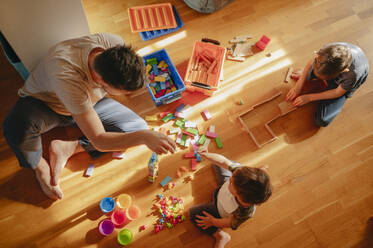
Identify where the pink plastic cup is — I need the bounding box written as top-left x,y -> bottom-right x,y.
111,209 -> 126,226
98,219 -> 115,236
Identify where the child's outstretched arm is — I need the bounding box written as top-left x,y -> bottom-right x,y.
286,58 -> 314,101
197,147 -> 233,170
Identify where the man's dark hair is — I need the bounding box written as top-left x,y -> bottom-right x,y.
316,44 -> 352,76
232,167 -> 272,205
94,45 -> 145,91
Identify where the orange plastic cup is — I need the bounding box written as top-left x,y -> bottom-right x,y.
126,205 -> 142,221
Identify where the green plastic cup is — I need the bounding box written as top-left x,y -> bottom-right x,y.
117,228 -> 133,245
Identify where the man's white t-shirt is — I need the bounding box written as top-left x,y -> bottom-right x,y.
18,33 -> 124,115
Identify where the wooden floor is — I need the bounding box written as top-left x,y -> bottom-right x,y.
1,0 -> 373,247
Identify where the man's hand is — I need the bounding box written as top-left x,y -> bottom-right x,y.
196,211 -> 216,229
286,86 -> 302,102
143,130 -> 176,155
197,146 -> 208,155
293,94 -> 311,106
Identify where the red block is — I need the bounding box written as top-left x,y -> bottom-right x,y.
205,131 -> 218,138
159,111 -> 170,118
184,152 -> 195,158
255,35 -> 271,51
260,35 -> 271,44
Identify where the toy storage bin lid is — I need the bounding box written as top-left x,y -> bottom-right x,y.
140,5 -> 183,41
128,3 -> 177,33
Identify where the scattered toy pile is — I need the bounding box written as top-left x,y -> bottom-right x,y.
153,195 -> 185,234
227,34 -> 271,62
146,58 -> 178,98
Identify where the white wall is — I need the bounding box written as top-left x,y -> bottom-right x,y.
0,0 -> 91,71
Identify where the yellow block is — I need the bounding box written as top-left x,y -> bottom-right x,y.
145,115 -> 158,121
154,76 -> 166,82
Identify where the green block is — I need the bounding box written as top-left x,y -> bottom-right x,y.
215,137 -> 223,148
146,57 -> 158,65
175,119 -> 184,128
186,127 -> 198,136
155,84 -> 160,92
162,113 -> 173,122
198,134 -> 206,145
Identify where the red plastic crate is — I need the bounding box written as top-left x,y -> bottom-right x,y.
184,41 -> 226,96
128,3 -> 177,33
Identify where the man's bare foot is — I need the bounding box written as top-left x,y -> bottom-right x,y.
213,230 -> 231,248
49,140 -> 81,186
35,158 -> 63,200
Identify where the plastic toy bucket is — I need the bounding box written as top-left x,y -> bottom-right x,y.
111,209 -> 127,226
116,194 -> 132,210
100,197 -> 115,214
125,205 -> 142,222
98,219 -> 115,236
117,228 -> 133,245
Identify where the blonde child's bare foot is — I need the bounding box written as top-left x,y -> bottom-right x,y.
49,140 -> 80,186
35,159 -> 63,200
291,68 -> 303,80
213,230 -> 231,248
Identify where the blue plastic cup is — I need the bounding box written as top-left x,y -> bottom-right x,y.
100,197 -> 115,213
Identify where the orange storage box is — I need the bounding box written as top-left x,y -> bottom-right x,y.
128,3 -> 177,33
184,41 -> 226,96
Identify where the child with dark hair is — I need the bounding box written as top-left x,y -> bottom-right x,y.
286,42 -> 369,127
189,148 -> 272,248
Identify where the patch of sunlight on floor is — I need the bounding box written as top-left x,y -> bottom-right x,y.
192,57 -> 293,111
244,141 -> 288,165
224,49 -> 288,84
137,31 -> 187,56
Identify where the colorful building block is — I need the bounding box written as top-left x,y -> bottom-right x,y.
148,152 -> 159,182
152,64 -> 159,75
202,110 -> 212,120
215,137 -> 223,148
184,121 -> 197,128
85,164 -> 94,177
175,119 -> 184,128
205,131 -> 218,138
169,127 -> 181,134
176,103 -> 185,113
208,125 -> 215,132
145,115 -> 158,121
160,176 -> 172,187
255,35 -> 271,51
198,134 -> 206,145
186,127 -> 198,136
